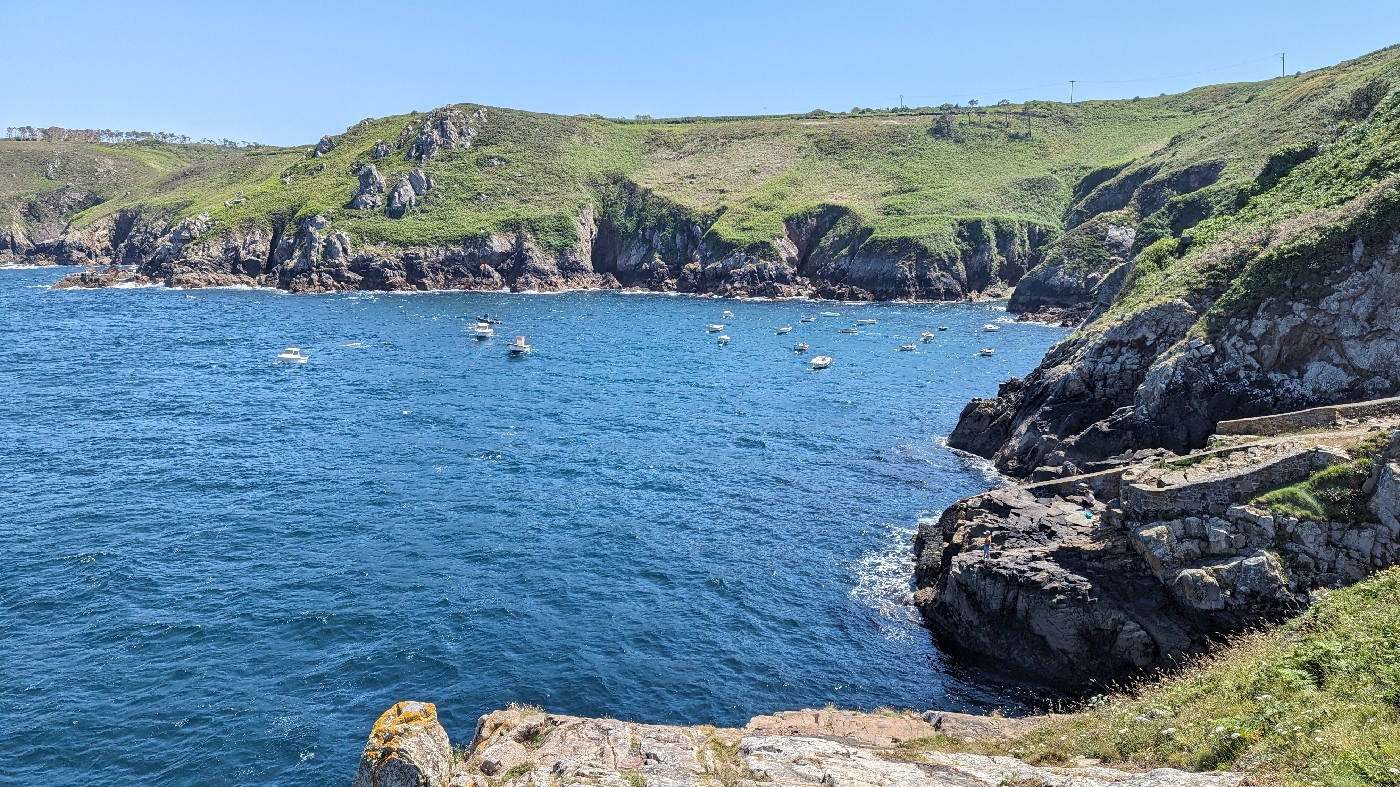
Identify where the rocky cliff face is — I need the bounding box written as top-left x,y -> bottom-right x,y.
49,184 -> 1050,300
917,423 -> 1400,688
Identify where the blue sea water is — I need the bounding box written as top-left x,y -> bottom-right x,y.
0,267 -> 1066,786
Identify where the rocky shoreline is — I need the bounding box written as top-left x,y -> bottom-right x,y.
916,399 -> 1400,688
349,702 -> 1240,787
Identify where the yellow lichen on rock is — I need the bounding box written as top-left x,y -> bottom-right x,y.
353,701 -> 452,787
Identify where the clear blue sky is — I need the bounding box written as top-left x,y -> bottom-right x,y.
3,0 -> 1398,146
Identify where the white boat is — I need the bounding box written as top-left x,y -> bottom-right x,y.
856,318 -> 877,325
800,316 -> 818,323
507,336 -> 532,354
920,332 -> 934,342
983,323 -> 1001,332
775,325 -> 792,334
718,335 -> 731,345
472,322 -> 494,339
980,348 -> 995,356
722,310 -> 735,319
809,355 -> 832,369
820,311 -> 841,317
706,324 -> 725,333
898,344 -> 917,352
276,347 -> 307,363
838,327 -> 859,334
794,342 -> 809,353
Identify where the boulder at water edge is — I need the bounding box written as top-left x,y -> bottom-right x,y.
352,701 -> 452,787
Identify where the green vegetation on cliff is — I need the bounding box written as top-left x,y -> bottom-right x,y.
1097,50 -> 1400,329
908,567 -> 1400,786
6,44 -> 1396,273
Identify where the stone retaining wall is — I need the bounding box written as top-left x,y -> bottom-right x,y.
1122,447 -> 1332,517
1215,395 -> 1400,436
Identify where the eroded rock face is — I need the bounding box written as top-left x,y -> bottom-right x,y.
446,706 -> 1239,787
954,220 -> 1400,479
350,165 -> 387,211
352,701 -> 451,787
387,178 -> 415,218
314,135 -> 336,157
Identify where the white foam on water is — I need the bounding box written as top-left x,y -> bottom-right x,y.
934,435 -> 1009,489
848,520 -> 925,641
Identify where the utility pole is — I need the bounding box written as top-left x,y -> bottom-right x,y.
1280,53 -> 1286,77
1069,80 -> 1076,104
899,95 -> 904,109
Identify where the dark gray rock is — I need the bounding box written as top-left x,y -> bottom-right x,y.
386,177 -> 415,218
371,140 -> 392,159
408,168 -> 433,196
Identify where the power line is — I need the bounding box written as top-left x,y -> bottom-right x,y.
899,53 -> 1284,106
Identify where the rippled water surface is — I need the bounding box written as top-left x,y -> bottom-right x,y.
0,268 -> 1066,785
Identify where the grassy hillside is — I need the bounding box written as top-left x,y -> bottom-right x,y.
906,567 -> 1400,786
1089,46 -> 1400,328
8,45 -> 1400,297
0,139 -> 296,247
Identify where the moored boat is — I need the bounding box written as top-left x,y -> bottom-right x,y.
472,321 -> 494,339
276,347 -> 307,363
507,336 -> 532,354
718,335 -> 730,345
898,344 -> 917,352
855,318 -> 876,325
809,355 -> 832,369
820,311 -> 840,317
794,342 -> 809,353
706,324 -> 725,333
800,316 -> 818,323
920,332 -> 934,342
980,347 -> 995,356
775,325 -> 792,334
983,323 -> 1001,332
838,327 -> 858,334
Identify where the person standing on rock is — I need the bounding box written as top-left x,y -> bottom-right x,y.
981,533 -> 993,559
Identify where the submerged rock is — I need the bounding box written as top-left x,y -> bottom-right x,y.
352,701 -> 451,787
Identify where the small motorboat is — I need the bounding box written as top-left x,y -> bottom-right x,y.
983,323 -> 1001,332
856,318 -> 877,325
722,310 -> 735,319
775,325 -> 792,335
898,344 -> 917,352
476,314 -> 502,325
718,335 -> 731,345
838,327 -> 859,334
276,347 -> 308,363
507,336 -> 532,354
472,321 -> 494,339
809,355 -> 832,369
706,324 -> 725,333
920,332 -> 934,342
980,348 -> 995,356
800,316 -> 818,323
794,343 -> 809,353
820,311 -> 841,317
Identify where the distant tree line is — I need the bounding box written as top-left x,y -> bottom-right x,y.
4,126 -> 262,148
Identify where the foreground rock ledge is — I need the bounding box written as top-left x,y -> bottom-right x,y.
353,704 -> 1241,787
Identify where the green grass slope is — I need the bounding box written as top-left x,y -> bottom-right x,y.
0,139 -> 297,251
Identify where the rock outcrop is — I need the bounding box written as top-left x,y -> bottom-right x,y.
387,178 -> 415,218
314,135 -> 336,157
920,415 -> 1400,688
350,164 -> 387,210
374,704 -> 1240,787
353,701 -> 452,787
